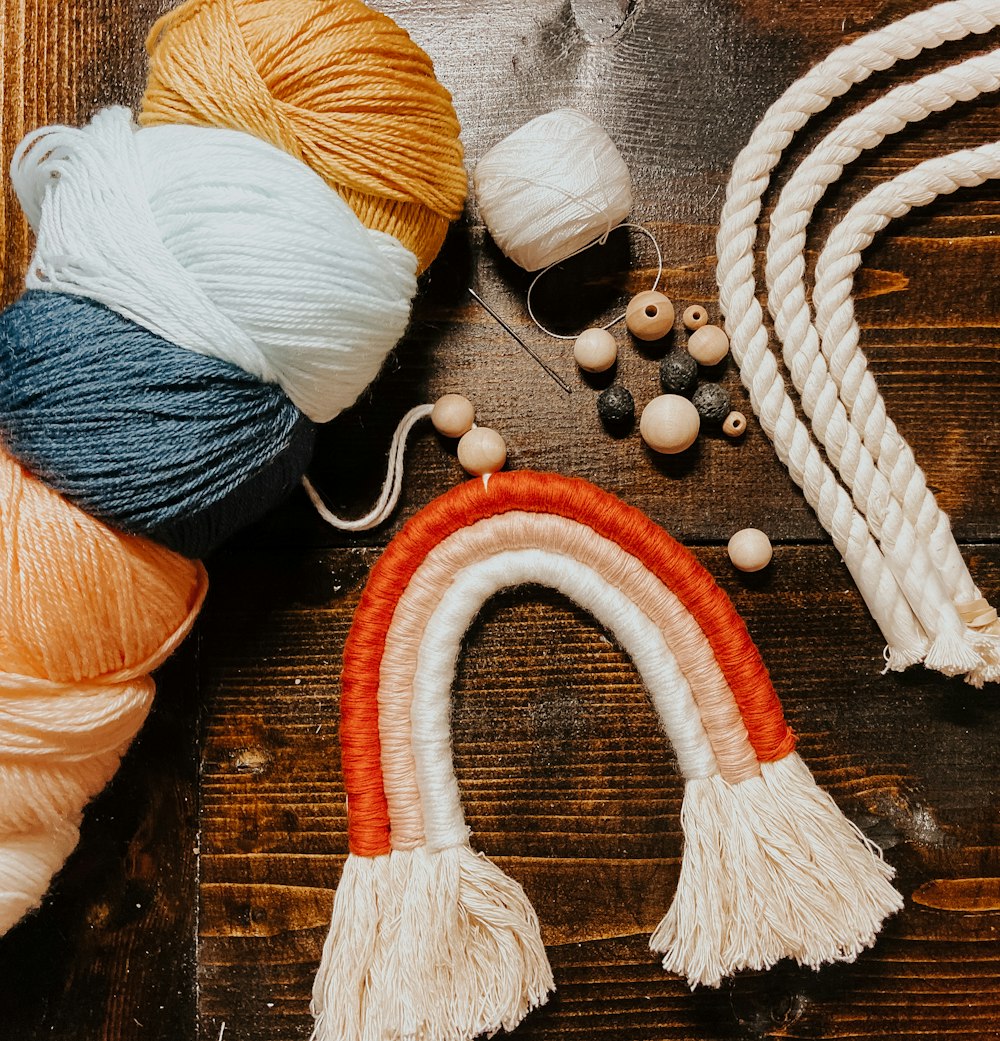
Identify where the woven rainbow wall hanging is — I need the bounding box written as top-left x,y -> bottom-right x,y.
311,470 -> 903,1041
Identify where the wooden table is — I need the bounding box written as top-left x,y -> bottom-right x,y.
2,1 -> 999,1038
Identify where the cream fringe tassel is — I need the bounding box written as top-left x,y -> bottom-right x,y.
312,754 -> 901,1035
311,844 -> 553,1041
651,753 -> 902,987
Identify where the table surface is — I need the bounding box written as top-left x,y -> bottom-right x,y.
1,1 -> 999,1038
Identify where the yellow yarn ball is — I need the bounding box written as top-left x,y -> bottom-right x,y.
140,0 -> 467,272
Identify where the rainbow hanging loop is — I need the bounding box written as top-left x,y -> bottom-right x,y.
313,471 -> 902,1041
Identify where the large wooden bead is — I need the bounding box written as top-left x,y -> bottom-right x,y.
573,327 -> 618,373
728,528 -> 772,572
458,426 -> 507,476
639,394 -> 700,454
688,323 -> 730,365
431,393 -> 475,438
626,290 -> 675,341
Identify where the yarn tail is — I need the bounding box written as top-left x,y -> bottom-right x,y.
650,753 -> 902,988
311,844 -> 553,1041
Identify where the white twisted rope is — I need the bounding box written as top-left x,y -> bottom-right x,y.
716,0 -> 1000,672
813,143 -> 1000,685
763,49 -> 1000,674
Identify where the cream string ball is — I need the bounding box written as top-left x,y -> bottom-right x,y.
0,0 -> 465,940
474,108 -> 634,272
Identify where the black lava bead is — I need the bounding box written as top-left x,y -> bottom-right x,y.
659,350 -> 698,396
692,382 -> 731,425
597,384 -> 635,429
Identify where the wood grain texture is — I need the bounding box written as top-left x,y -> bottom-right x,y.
0,0 -> 998,1039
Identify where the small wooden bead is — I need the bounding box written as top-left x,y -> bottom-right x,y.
457,426 -> 507,476
688,323 -> 730,365
625,290 -> 675,341
723,410 -> 747,438
682,304 -> 709,331
573,327 -> 618,373
639,394 -> 700,454
431,394 -> 475,438
728,528 -> 772,572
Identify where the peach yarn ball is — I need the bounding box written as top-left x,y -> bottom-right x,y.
0,445 -> 206,933
140,0 -> 468,272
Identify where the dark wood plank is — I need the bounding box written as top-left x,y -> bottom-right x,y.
195,543 -> 1000,1041
0,0 -> 998,1039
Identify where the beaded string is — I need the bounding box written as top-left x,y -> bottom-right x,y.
302,404 -> 434,532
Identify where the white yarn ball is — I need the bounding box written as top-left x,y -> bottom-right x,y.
11,106 -> 418,424
473,108 -> 633,271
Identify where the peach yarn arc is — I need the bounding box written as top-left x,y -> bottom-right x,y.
310,471 -> 903,1041
140,0 -> 467,272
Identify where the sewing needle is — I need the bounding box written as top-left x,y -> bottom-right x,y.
468,289 -> 572,395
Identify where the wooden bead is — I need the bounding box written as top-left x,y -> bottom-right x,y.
723,410 -> 747,438
625,290 -> 675,341
431,394 -> 475,438
573,327 -> 618,373
639,394 -> 700,454
457,426 -> 507,476
688,323 -> 730,365
682,304 -> 709,331
728,528 -> 773,572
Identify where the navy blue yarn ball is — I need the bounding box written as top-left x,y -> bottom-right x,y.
0,291 -> 316,558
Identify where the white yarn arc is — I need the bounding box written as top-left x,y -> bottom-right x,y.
715,0 -> 1000,676
525,221 -> 664,340
407,548 -> 718,851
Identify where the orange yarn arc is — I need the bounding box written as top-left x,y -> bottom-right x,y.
340,470 -> 796,857
140,0 -> 467,273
